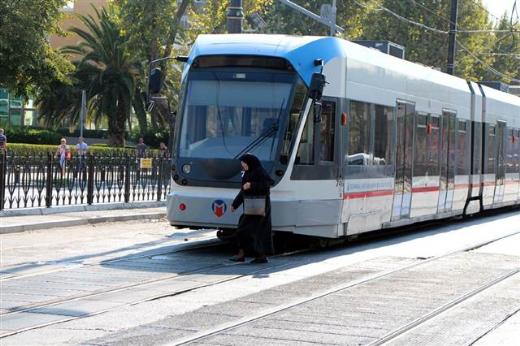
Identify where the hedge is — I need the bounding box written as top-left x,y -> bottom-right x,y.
1,126 -> 169,147
4,143 -> 159,156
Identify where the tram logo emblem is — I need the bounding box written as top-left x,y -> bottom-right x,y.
212,200 -> 227,217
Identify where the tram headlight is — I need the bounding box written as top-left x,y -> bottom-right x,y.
182,164 -> 191,174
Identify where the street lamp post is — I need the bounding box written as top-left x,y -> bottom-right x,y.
227,0 -> 244,34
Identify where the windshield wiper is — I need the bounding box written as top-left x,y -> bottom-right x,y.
234,99 -> 285,159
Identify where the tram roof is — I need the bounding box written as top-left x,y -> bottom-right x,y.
188,34 -> 345,85
188,35 -> 519,117
188,34 -> 470,89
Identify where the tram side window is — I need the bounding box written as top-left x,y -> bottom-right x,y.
320,101 -> 335,162
295,106 -> 314,165
485,124 -> 496,174
281,81 -> 307,163
347,101 -> 370,165
457,120 -> 468,174
374,105 -> 393,166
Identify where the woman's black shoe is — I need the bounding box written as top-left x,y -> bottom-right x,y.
229,257 -> 245,262
250,258 -> 268,264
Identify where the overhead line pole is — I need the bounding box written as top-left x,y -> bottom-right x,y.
447,0 -> 459,75
277,0 -> 344,35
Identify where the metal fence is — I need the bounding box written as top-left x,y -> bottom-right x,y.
0,152 -> 171,210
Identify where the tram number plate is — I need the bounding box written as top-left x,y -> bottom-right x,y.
140,158 -> 153,169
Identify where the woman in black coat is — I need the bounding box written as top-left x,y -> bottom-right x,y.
230,153 -> 274,263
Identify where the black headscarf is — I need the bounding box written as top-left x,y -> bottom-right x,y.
239,153 -> 262,170
238,153 -> 274,187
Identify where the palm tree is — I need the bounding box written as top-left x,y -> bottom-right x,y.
61,7 -> 138,146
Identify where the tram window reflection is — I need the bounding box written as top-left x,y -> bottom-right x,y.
374,105 -> 393,166
179,77 -> 292,160
347,101 -> 370,165
457,120 -> 468,174
295,107 -> 314,165
320,101 -> 335,162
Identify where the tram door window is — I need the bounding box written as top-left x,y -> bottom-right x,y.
506,128 -> 517,174
392,101 -> 415,221
494,121 -> 507,203
438,111 -> 456,212
484,124 -> 496,175
457,120 -> 470,175
472,121 -> 483,175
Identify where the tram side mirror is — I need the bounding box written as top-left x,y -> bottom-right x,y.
309,73 -> 326,102
148,67 -> 162,95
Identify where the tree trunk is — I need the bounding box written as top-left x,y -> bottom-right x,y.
108,104 -> 127,147
133,87 -> 148,133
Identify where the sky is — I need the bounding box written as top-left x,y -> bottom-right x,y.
482,0 -> 518,21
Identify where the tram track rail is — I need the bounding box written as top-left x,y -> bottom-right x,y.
0,242 -> 313,339
1,215 -> 519,341
168,230 -> 520,346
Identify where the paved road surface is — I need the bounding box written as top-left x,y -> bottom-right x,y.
1,210 -> 519,345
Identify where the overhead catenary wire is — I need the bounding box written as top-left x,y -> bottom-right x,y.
456,39 -> 520,83
354,0 -> 519,34
351,0 -> 520,83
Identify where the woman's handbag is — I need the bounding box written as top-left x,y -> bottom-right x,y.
243,196 -> 266,216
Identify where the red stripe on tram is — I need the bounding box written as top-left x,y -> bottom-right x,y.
411,186 -> 439,193
343,190 -> 394,200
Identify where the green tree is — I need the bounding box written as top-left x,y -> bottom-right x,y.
483,15 -> 520,83
118,0 -> 192,133
41,7 -> 139,146
360,0 -> 496,80
0,0 -> 73,97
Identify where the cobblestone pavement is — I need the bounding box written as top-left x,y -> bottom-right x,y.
1,210 -> 519,345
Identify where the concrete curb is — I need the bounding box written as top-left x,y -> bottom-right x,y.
0,201 -> 166,217
0,211 -> 167,235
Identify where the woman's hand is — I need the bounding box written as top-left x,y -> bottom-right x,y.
231,206 -> 236,212
243,182 -> 251,191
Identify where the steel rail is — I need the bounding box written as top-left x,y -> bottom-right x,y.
169,230 -> 520,346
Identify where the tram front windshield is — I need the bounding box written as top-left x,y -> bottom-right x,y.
178,69 -> 294,161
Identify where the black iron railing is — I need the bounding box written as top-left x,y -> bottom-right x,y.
0,152 -> 171,210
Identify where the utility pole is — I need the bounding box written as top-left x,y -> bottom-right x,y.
79,90 -> 86,138
277,0 -> 344,36
227,0 -> 244,34
329,0 -> 337,36
447,0 -> 459,75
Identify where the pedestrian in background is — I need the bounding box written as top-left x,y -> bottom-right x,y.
76,137 -> 88,157
0,128 -> 7,154
56,138 -> 70,175
230,153 -> 274,264
76,137 -> 88,173
159,142 -> 169,159
135,137 -> 147,158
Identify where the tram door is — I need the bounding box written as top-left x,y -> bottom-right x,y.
392,101 -> 415,221
438,111 -> 456,213
494,121 -> 506,203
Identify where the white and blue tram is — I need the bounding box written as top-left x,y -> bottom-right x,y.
166,34 -> 520,238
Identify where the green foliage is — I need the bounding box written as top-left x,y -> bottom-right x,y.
3,126 -> 62,145
38,7 -> 139,146
128,128 -> 169,148
6,143 -> 138,156
0,0 -> 73,97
